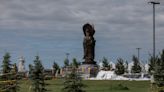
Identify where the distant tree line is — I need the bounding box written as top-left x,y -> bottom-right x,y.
101,49 -> 164,79
101,56 -> 142,75
1,49 -> 164,92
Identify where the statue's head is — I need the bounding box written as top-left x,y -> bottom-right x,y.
83,23 -> 95,36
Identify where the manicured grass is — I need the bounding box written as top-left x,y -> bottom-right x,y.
18,79 -> 150,92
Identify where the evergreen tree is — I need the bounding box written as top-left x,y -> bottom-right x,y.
52,61 -> 60,77
10,63 -> 18,82
29,56 -> 47,92
148,55 -> 158,75
71,58 -> 80,68
28,64 -> 34,80
102,57 -> 110,70
131,55 -> 142,73
62,68 -> 85,92
12,63 -> 18,74
115,58 -> 125,75
1,53 -> 12,79
64,58 -> 69,67
1,53 -> 18,92
154,50 -> 164,87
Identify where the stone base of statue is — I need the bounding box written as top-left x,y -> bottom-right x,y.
82,61 -> 97,65
78,63 -> 99,79
82,58 -> 97,65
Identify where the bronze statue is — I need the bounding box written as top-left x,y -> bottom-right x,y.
83,23 -> 96,64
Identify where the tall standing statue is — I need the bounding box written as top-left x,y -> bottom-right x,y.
83,23 -> 96,64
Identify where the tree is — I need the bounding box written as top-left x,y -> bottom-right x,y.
0,53 -> 18,92
52,61 -> 60,77
148,55 -> 158,75
62,68 -> 85,92
29,56 -> 47,92
115,58 -> 125,75
64,58 -> 69,67
102,57 -> 110,70
1,53 -> 12,79
12,63 -> 18,74
154,49 -> 164,87
131,55 -> 142,73
28,64 -> 34,80
71,58 -> 81,68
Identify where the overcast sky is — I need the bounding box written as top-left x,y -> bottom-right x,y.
0,0 -> 164,69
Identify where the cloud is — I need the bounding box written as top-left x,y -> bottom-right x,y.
0,0 -> 164,68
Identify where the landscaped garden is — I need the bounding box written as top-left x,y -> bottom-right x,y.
19,80 -> 150,92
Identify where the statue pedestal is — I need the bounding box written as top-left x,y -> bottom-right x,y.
82,61 -> 97,64
78,64 -> 99,79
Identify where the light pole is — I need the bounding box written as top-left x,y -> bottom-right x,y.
148,1 -> 160,84
136,48 -> 141,62
148,1 -> 160,61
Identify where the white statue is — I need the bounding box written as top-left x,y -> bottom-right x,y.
18,56 -> 25,72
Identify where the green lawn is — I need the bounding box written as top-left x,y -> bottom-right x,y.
19,80 -> 150,92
